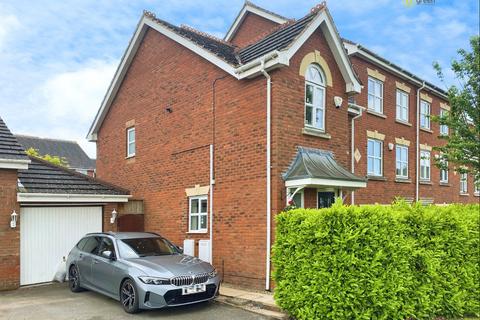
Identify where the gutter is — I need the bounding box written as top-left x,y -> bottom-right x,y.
235,51 -> 283,79
416,81 -> 426,202
260,59 -> 272,291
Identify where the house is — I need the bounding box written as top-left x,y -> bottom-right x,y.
16,134 -> 96,176
87,2 -> 479,290
0,116 -> 131,290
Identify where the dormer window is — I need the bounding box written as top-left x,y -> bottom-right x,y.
305,64 -> 326,131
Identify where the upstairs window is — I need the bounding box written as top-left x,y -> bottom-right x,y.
304,64 -> 326,131
396,89 -> 409,122
420,150 -> 431,181
368,77 -> 383,114
367,139 -> 383,176
420,101 -> 431,130
439,109 -> 449,135
189,196 -> 208,233
127,127 -> 135,157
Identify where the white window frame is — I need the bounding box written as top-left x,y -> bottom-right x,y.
420,100 -> 431,130
287,188 -> 304,208
368,77 -> 383,114
126,127 -> 135,157
439,109 -> 449,136
395,145 -> 408,179
460,173 -> 468,194
367,139 -> 383,176
396,89 -> 409,122
440,159 -> 448,183
188,195 -> 208,233
474,179 -> 479,195
420,150 -> 431,181
304,64 -> 326,131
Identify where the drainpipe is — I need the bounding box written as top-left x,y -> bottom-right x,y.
260,59 -> 272,291
416,81 -> 426,202
350,105 -> 364,205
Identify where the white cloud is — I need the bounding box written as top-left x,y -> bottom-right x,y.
0,11 -> 20,49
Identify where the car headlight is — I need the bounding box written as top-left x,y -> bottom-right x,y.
208,268 -> 218,279
138,276 -> 171,285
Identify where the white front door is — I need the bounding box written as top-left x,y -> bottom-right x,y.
20,206 -> 102,285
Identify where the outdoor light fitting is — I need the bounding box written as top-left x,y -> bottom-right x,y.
110,209 -> 118,224
334,96 -> 343,108
10,210 -> 18,229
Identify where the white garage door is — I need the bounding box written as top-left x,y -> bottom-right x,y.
20,206 -> 102,285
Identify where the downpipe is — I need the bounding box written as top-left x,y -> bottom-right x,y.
350,106 -> 364,205
260,59 -> 272,291
416,81 -> 426,202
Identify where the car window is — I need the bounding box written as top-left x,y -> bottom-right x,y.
117,240 -> 140,259
82,236 -> 101,254
98,237 -> 116,257
76,237 -> 89,250
121,237 -> 177,257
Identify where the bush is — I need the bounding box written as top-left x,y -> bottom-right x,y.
272,202 -> 480,320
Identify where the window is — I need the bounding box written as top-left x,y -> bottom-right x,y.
396,90 -> 409,122
98,237 -> 116,258
460,173 -> 468,194
189,195 -> 208,232
368,77 -> 383,113
420,151 -> 431,181
396,145 -> 408,178
127,127 -> 135,157
439,109 -> 449,135
367,139 -> 383,176
440,159 -> 448,183
475,180 -> 479,195
81,236 -> 101,254
420,101 -> 430,129
305,65 -> 326,131
287,188 -> 304,208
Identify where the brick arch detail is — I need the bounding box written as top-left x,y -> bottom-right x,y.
299,50 -> 333,87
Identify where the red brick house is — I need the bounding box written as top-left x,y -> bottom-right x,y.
87,2 -> 479,290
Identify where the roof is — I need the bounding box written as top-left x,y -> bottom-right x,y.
18,156 -> 128,195
15,135 -> 95,170
0,117 -> 29,161
283,147 -> 366,183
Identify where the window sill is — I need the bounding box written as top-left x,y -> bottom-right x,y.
395,178 -> 411,183
187,230 -> 208,234
302,127 -> 331,139
459,193 -> 470,197
395,119 -> 412,127
367,175 -> 387,181
439,182 -> 450,186
419,180 -> 432,185
366,110 -> 387,119
474,192 -> 479,197
420,127 -> 433,134
125,155 -> 135,159
125,156 -> 136,164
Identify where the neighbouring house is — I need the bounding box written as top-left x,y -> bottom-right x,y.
0,116 -> 132,290
87,2 -> 479,290
16,134 -> 96,176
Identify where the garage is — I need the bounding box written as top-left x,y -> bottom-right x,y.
20,206 -> 102,285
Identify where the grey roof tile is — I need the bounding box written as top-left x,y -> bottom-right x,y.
0,117 -> 29,161
18,157 -> 128,195
16,135 -> 95,170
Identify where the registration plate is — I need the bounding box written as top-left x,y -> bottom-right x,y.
182,283 -> 206,295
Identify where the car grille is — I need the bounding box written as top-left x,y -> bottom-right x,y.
170,273 -> 209,287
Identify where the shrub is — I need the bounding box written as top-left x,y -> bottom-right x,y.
272,202 -> 479,320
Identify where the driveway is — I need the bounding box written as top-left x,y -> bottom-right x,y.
0,283 -> 268,320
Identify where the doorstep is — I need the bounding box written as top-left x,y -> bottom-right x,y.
216,284 -> 288,320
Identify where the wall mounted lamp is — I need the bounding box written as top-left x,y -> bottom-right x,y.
110,209 -> 118,224
10,210 -> 18,228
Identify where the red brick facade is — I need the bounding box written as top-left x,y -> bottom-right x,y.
0,169 -> 20,290
95,9 -> 478,290
229,12 -> 279,47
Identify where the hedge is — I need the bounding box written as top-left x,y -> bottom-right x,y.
272,201 -> 480,320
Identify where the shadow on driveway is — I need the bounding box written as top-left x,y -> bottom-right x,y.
0,283 -> 267,320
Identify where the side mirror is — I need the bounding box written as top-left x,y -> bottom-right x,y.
102,250 -> 115,260
177,246 -> 184,254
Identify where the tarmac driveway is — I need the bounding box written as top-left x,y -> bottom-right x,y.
0,283 -> 268,320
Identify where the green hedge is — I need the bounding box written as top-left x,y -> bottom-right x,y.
272,202 -> 480,320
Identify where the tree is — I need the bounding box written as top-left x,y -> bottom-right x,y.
433,35 -> 480,183
25,147 -> 69,167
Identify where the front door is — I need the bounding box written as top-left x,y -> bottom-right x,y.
318,192 -> 335,208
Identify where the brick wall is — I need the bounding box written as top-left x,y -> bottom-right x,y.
0,169 -> 20,291
230,12 -> 279,47
96,28 -> 269,289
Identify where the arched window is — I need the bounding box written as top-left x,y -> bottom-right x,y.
305,64 -> 326,131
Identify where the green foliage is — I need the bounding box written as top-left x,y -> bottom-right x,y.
272,204 -> 480,320
432,36 -> 480,181
25,147 -> 69,167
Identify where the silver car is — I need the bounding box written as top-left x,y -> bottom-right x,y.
66,232 -> 220,313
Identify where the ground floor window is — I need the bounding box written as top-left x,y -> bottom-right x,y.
460,173 -> 468,194
318,192 -> 336,208
420,151 -> 431,181
287,188 -> 304,208
189,195 -> 207,232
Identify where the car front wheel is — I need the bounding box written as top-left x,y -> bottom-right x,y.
68,265 -> 83,293
120,279 -> 140,314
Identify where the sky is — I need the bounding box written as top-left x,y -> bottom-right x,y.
0,0 -> 478,158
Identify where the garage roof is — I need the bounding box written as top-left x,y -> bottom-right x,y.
18,157 -> 128,195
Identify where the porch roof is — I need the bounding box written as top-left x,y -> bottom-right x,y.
283,147 -> 366,189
